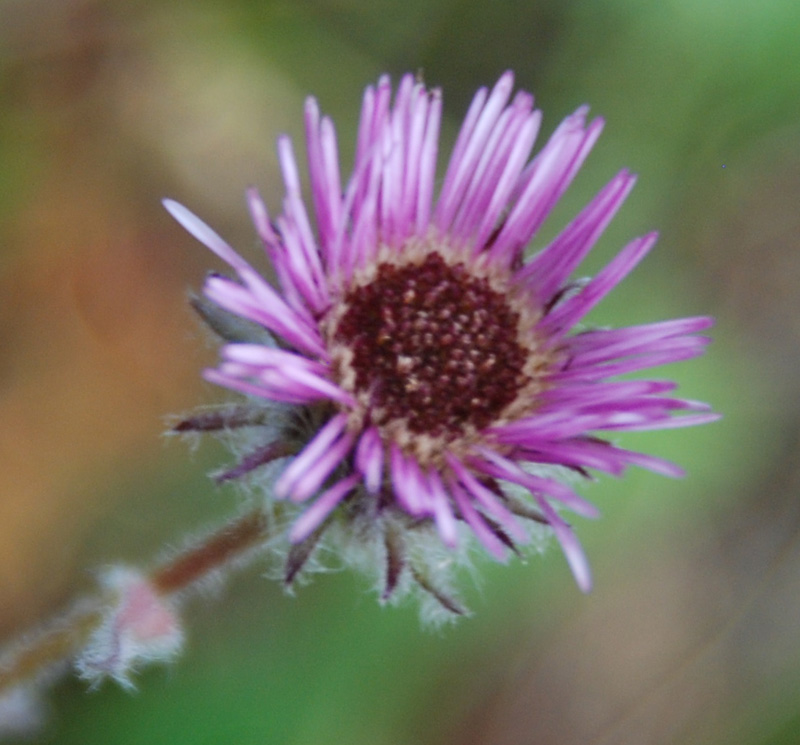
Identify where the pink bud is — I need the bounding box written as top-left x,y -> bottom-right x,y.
76,567 -> 183,689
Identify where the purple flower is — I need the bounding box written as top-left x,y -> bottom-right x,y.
165,72 -> 717,612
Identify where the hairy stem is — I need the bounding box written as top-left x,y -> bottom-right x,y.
0,604 -> 103,694
151,509 -> 270,594
0,506 -> 271,696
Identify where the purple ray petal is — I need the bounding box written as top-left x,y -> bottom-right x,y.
289,474 -> 360,543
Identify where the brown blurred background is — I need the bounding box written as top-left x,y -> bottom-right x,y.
1,0 -> 799,743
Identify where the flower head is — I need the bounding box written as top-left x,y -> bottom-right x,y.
165,72 -> 717,617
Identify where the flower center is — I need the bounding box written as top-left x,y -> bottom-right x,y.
333,252 -> 529,437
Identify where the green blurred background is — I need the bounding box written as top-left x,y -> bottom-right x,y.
1,0 -> 799,743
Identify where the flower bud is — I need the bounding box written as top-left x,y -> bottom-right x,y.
76,567 -> 183,689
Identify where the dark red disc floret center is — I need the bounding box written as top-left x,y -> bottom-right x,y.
335,252 -> 527,436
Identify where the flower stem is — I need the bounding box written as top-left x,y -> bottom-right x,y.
0,506 -> 271,696
150,509 -> 270,594
0,604 -> 104,694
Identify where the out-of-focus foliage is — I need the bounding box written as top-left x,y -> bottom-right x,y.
1,0 -> 798,743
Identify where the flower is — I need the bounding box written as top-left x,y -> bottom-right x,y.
165,72 -> 717,616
